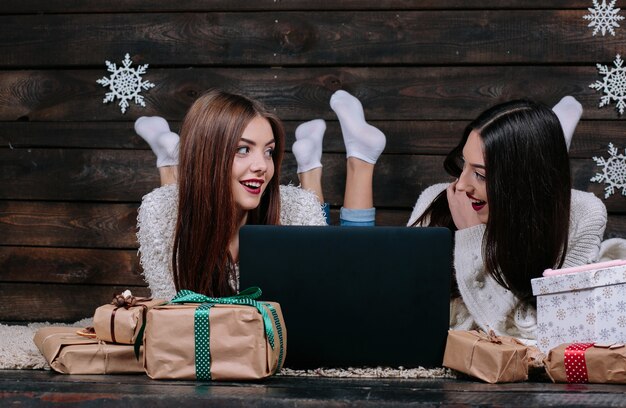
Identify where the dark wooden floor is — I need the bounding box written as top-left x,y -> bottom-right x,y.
2,370 -> 626,407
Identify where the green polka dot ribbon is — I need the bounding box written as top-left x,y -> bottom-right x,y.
171,287 -> 283,380
193,303 -> 213,380
263,302 -> 285,371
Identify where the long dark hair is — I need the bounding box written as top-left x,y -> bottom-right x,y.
173,90 -> 285,296
414,100 -> 571,303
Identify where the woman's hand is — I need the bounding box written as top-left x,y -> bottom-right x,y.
447,180 -> 482,230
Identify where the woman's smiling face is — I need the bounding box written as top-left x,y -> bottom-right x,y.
455,130 -> 488,224
231,116 -> 276,213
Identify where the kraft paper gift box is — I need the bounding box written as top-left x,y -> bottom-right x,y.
33,327 -> 144,374
544,342 -> 626,384
93,296 -> 166,344
442,330 -> 529,383
142,288 -> 286,381
531,264 -> 626,353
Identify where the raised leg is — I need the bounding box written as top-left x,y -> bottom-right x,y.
330,90 -> 386,226
293,119 -> 327,204
135,116 -> 180,185
552,96 -> 583,151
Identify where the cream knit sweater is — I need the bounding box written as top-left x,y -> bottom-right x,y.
407,183 -> 608,342
136,184 -> 327,300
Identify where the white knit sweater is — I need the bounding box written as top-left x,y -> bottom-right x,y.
407,183 -> 608,342
136,184 -> 327,300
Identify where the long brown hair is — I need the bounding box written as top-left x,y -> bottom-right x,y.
172,90 -> 285,296
414,100 -> 571,303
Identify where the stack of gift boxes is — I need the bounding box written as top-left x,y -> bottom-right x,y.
443,260 -> 626,384
33,293 -> 164,375
532,260 -> 626,384
34,260 -> 626,383
34,288 -> 286,381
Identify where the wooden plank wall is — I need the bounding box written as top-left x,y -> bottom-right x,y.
1,1 -> 625,322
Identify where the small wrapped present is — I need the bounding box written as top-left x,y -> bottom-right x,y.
93,290 -> 166,344
531,263 -> 626,353
33,327 -> 144,374
143,287 -> 286,381
442,330 -> 529,383
544,342 -> 626,384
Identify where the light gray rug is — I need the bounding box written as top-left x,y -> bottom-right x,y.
0,320 -> 455,378
0,319 -> 92,370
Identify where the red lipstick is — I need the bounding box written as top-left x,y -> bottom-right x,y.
240,179 -> 264,195
467,193 -> 486,212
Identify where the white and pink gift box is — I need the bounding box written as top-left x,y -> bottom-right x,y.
531,261 -> 626,353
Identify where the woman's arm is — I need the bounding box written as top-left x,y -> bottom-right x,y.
136,184 -> 179,300
279,185 -> 327,226
407,183 -> 448,226
562,190 -> 607,268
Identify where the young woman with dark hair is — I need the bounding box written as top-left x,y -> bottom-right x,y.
408,99 -> 607,341
136,89 -> 386,299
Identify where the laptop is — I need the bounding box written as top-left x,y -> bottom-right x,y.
239,225 -> 452,369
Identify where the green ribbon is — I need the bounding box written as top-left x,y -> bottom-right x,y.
193,303 -> 213,379
170,287 -> 283,380
263,302 -> 285,371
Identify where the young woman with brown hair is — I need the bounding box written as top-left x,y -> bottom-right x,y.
173,92 -> 286,297
136,89 -> 386,299
137,90 -> 324,299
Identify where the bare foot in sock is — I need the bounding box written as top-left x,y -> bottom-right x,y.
552,96 -> 583,151
135,116 -> 180,167
330,90 -> 386,164
292,119 -> 326,173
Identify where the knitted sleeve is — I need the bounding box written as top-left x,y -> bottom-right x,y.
279,185 -> 327,226
562,190 -> 607,268
408,183 -> 479,330
136,184 -> 178,300
406,183 -> 448,226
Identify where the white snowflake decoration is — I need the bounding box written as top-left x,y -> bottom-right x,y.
590,143 -> 626,198
96,53 -> 155,114
589,54 -> 626,115
583,0 -> 625,36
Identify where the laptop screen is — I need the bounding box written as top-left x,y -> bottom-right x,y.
239,225 -> 452,369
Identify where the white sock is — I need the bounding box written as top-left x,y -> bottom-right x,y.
292,119 -> 326,173
552,96 -> 583,151
330,90 -> 386,164
135,116 -> 180,167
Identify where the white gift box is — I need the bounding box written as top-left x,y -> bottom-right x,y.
531,265 -> 626,353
